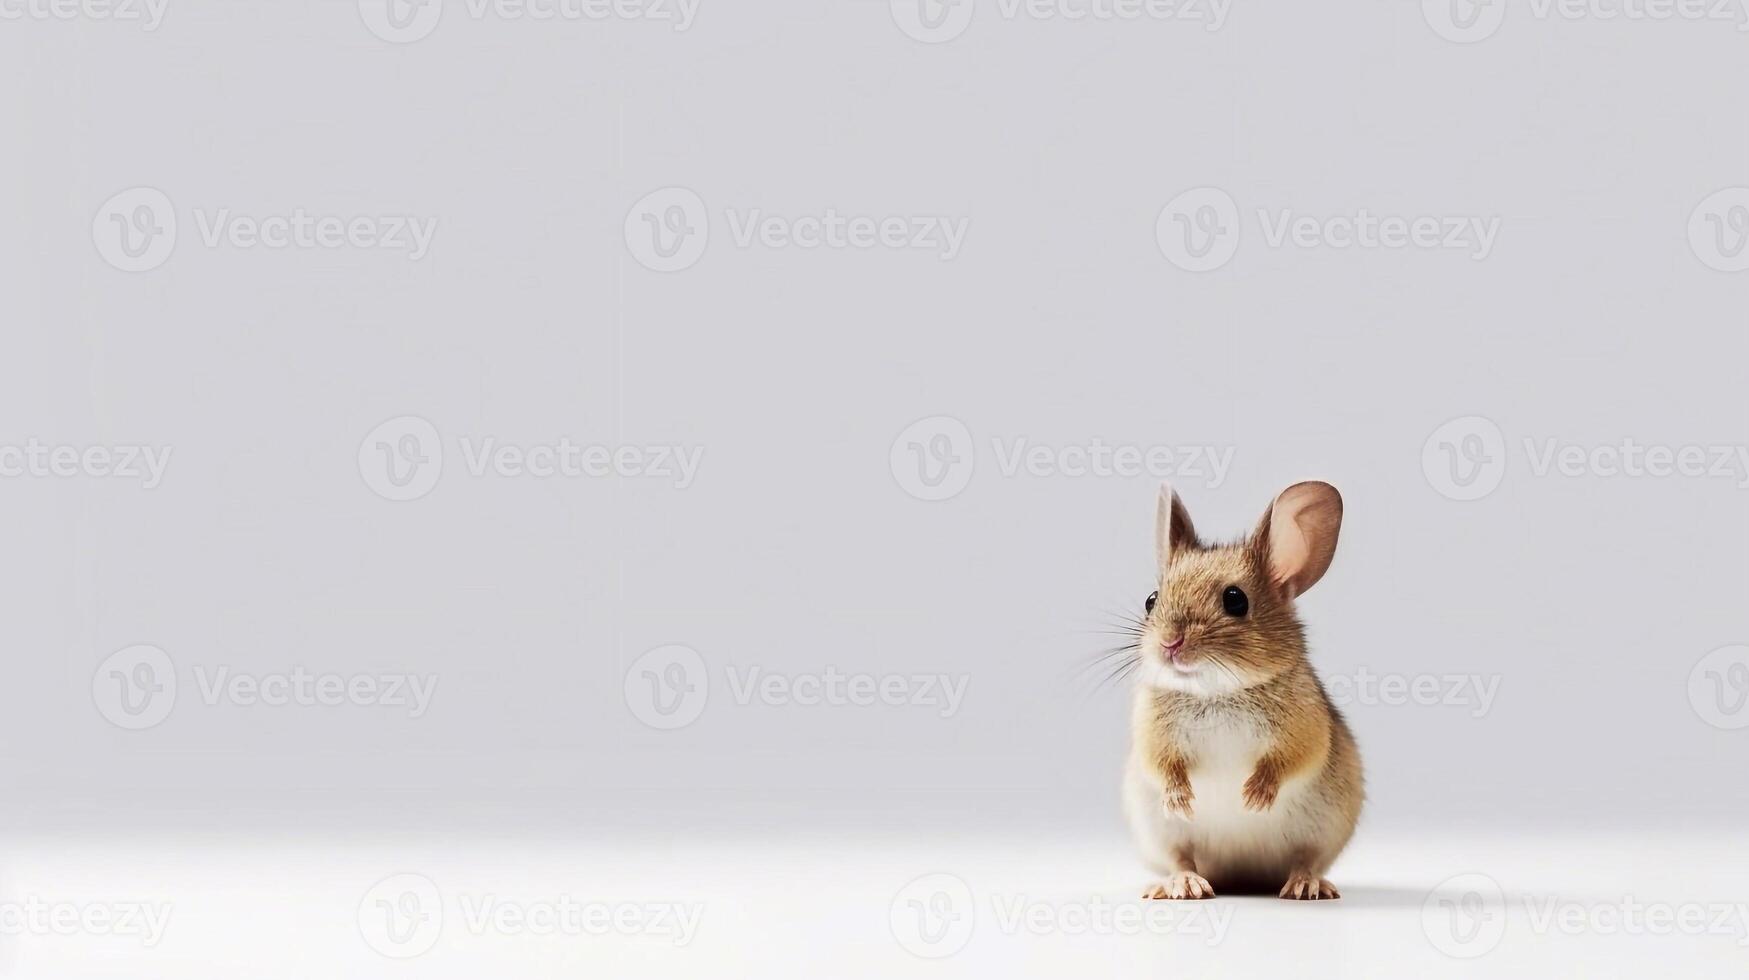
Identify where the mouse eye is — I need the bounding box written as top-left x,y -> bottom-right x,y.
1221,586 -> 1249,617
1145,591 -> 1158,615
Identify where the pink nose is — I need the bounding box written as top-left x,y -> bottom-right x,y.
1163,636 -> 1185,659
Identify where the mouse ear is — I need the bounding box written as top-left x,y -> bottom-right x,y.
1155,483 -> 1199,570
1253,482 -> 1343,599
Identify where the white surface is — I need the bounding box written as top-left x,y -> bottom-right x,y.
3,830 -> 1745,978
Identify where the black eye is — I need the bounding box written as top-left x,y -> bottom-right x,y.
1145,591 -> 1158,614
1221,586 -> 1249,617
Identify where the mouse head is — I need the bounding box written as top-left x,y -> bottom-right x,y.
1139,481 -> 1344,697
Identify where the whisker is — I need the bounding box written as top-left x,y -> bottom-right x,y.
1090,657 -> 1140,695
1089,605 -> 1149,627
1064,596 -> 1162,701
1084,651 -> 1141,670
1074,647 -> 1139,677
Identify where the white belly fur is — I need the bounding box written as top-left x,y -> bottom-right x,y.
1125,715 -> 1326,883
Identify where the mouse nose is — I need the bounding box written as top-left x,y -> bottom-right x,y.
1163,636 -> 1186,659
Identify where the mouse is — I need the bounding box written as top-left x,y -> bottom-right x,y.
1123,481 -> 1364,900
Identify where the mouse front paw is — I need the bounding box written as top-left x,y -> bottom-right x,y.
1241,769 -> 1279,811
1162,787 -> 1195,821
